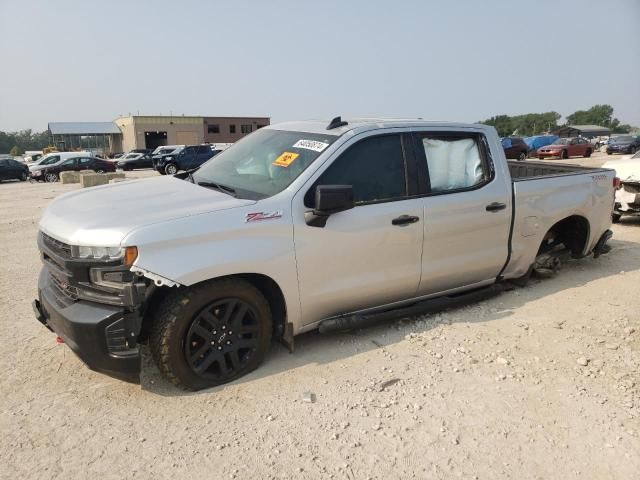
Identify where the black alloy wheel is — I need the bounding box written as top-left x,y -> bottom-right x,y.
185,299 -> 261,378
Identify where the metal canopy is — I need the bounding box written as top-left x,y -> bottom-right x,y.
48,122 -> 121,135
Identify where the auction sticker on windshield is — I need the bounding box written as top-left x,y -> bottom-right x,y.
273,152 -> 299,167
292,139 -> 330,152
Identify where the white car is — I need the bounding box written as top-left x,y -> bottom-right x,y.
28,152 -> 89,171
603,150 -> 640,222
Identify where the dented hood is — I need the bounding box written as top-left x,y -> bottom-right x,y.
603,157 -> 640,183
39,176 -> 255,246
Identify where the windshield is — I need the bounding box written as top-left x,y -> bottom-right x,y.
552,138 -> 571,145
124,153 -> 139,159
610,136 -> 633,144
193,129 -> 338,199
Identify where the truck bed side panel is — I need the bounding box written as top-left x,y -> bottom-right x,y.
503,170 -> 614,279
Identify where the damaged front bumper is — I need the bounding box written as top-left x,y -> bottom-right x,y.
34,269 -> 142,383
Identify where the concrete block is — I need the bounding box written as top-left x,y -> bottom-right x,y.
106,172 -> 126,180
60,171 -> 80,184
80,173 -> 109,188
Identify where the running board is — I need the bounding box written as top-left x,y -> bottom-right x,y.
318,284 -> 504,334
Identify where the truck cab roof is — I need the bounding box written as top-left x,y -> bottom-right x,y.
266,118 -> 490,137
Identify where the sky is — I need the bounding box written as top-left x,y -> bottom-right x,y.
0,0 -> 639,132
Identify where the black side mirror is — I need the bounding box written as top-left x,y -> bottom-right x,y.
305,185 -> 354,227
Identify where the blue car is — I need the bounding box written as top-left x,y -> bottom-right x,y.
153,145 -> 220,175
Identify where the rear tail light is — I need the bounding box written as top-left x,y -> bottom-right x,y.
613,177 -> 621,189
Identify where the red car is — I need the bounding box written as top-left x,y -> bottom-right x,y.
537,137 -> 593,160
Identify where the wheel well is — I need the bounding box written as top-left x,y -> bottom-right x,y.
543,215 -> 590,257
138,273 -> 287,343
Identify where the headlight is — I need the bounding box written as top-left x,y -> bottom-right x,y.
72,245 -> 138,265
32,170 -> 42,177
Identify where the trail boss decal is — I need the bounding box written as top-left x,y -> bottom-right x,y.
245,211 -> 283,223
292,139 -> 330,152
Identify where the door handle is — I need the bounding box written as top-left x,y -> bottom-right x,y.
392,215 -> 420,226
486,202 -> 507,212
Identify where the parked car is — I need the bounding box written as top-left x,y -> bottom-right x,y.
152,144 -> 219,175
116,152 -> 153,171
603,150 -> 640,222
32,118 -> 616,389
30,155 -> 115,182
524,135 -> 559,156
537,137 -> 593,159
108,152 -> 124,159
151,145 -> 184,156
29,152 -> 91,171
0,158 -> 29,182
23,150 -> 44,163
501,136 -> 529,160
606,135 -> 640,155
131,148 -> 152,155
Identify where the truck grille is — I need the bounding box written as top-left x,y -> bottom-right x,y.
49,273 -> 79,304
41,232 -> 72,258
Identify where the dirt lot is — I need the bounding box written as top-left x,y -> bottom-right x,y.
1,157 -> 639,479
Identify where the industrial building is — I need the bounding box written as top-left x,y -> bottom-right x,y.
115,115 -> 270,152
48,115 -> 270,155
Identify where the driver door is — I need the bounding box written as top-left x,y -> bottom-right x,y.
292,132 -> 424,325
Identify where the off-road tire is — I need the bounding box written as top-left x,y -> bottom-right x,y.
150,278 -> 272,390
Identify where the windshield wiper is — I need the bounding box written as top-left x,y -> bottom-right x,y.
197,181 -> 237,197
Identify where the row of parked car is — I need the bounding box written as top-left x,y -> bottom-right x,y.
0,143 -> 233,183
501,134 -> 640,161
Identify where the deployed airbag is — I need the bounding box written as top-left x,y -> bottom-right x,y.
422,138 -> 484,192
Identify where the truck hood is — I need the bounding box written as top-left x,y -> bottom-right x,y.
39,176 -> 256,246
603,157 -> 640,183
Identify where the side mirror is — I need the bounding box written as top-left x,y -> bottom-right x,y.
305,185 -> 354,227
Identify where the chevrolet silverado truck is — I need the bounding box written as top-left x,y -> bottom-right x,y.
33,118 -> 615,390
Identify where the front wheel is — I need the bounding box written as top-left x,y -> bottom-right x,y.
560,150 -> 568,160
44,172 -> 58,183
150,278 -> 273,390
164,163 -> 178,175
20,171 -> 28,181
95,169 -> 106,174
584,149 -> 592,158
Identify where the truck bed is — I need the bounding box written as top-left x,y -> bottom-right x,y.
508,160 -> 607,181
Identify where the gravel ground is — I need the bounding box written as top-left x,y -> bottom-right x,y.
1,160 -> 639,479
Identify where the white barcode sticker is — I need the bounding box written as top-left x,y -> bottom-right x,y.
292,139 -> 330,152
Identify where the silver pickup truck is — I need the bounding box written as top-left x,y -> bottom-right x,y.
33,118 -> 615,390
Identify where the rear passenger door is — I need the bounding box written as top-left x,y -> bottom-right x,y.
413,130 -> 512,295
180,146 -> 198,169
78,157 -> 93,170
195,146 -> 213,166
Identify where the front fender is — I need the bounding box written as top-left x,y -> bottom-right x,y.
121,204 -> 303,331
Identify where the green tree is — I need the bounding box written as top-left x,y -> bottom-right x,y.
478,111 -> 561,137
565,104 -> 631,133
9,145 -> 20,156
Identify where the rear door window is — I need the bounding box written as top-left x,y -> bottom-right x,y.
415,133 -> 491,193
